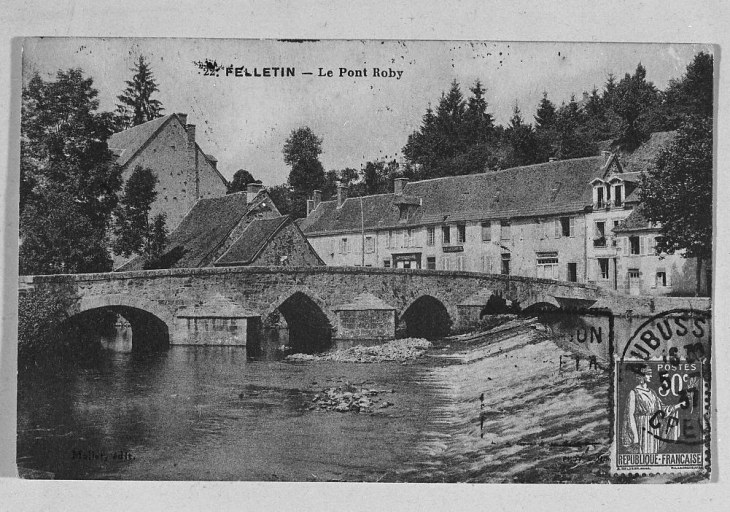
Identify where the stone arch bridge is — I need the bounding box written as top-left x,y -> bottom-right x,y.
19,266 -> 606,353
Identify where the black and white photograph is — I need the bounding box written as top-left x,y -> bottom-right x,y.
11,38 -> 714,485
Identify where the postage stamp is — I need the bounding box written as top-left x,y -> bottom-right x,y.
612,310 -> 711,476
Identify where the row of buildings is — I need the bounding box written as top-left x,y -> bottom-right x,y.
299,133 -> 705,296
109,115 -> 704,296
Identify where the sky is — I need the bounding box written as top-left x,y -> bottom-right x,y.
22,38 -> 712,186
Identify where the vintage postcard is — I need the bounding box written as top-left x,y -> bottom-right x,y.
14,38 -> 713,483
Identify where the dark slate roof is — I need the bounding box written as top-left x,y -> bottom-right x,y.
214,216 -> 290,265
119,191 -> 255,271
618,131 -> 676,174
613,206 -> 653,233
300,156 -> 605,235
107,114 -> 176,167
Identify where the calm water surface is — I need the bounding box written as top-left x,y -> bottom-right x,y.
18,346 -> 450,481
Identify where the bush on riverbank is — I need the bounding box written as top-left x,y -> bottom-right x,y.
18,290 -> 69,370
286,337 -> 432,363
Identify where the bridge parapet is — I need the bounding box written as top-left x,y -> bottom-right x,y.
20,267 -> 608,348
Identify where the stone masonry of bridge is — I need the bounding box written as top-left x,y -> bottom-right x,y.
19,266 -> 611,350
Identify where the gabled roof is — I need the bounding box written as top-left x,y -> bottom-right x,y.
613,206 -> 654,233
300,156 -> 605,236
107,114 -> 224,183
108,114 -> 176,167
118,191 -> 262,271
214,215 -> 291,266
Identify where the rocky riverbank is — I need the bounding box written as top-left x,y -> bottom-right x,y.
286,337 -> 432,363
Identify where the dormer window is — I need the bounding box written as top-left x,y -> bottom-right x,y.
614,184 -> 623,207
596,186 -> 605,208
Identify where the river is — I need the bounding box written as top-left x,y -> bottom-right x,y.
19,315 -> 701,482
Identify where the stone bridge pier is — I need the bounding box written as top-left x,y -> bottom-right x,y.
19,266 -> 606,353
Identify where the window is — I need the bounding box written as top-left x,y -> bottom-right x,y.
500,220 -> 511,241
598,258 -> 610,280
614,184 -> 623,207
442,226 -> 451,245
481,255 -> 492,273
596,187 -> 605,208
594,221 -> 606,247
537,251 -> 559,280
457,224 -> 466,244
501,253 -> 511,275
384,260 -> 391,268
387,230 -> 394,248
403,229 -> 411,248
656,271 -> 667,287
629,236 -> 640,255
567,263 -> 578,282
365,236 -> 375,254
426,257 -> 436,270
339,238 -> 350,254
481,221 -> 491,242
427,227 -> 435,246
559,217 -> 574,237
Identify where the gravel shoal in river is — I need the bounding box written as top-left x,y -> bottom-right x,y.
286,338 -> 432,363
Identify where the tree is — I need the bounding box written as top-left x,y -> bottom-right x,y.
112,165 -> 161,259
115,55 -> 164,129
268,184 -> 293,216
20,191 -> 113,275
505,104 -> 537,167
663,51 -> 714,127
142,213 -> 169,269
463,79 -> 494,146
534,92 -> 558,162
640,116 -> 712,295
283,127 -> 326,218
227,169 -> 257,194
552,96 -> 596,160
20,68 -> 122,274
611,63 -> 662,149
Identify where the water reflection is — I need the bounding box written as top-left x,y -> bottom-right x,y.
17,345 -> 442,480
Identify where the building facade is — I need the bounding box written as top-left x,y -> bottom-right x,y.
108,113 -> 228,232
300,137 -> 702,296
120,183 -> 323,271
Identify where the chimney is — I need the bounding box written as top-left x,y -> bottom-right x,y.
246,181 -> 263,203
336,182 -> 348,208
186,124 -> 196,149
394,177 -> 408,195
306,199 -> 315,216
176,113 -> 188,126
312,189 -> 322,209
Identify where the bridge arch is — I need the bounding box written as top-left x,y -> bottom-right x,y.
399,294 -> 453,340
262,290 -> 334,354
520,295 -> 561,314
62,294 -> 174,351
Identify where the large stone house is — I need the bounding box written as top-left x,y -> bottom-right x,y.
108,113 -> 228,232
300,133 -> 703,296
120,183 -> 323,271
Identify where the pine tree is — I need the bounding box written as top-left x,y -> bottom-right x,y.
663,51 -> 714,126
534,92 -> 557,130
115,55 -> 164,129
505,104 -> 537,167
463,79 -> 494,146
